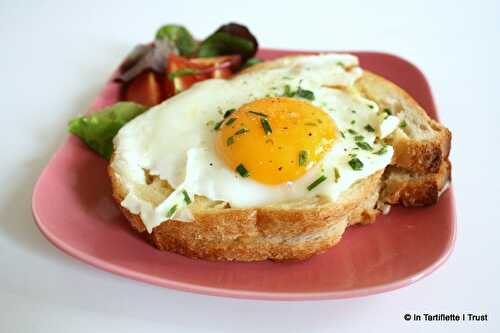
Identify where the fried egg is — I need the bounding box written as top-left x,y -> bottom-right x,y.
114,54 -> 400,232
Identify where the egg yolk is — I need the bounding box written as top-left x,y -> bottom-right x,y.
215,97 -> 337,185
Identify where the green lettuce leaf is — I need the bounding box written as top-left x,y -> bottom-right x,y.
155,24 -> 197,57
68,102 -> 148,159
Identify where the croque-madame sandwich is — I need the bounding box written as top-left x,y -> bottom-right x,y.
107,53 -> 451,261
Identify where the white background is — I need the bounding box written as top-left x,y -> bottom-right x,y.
1,0 -> 499,332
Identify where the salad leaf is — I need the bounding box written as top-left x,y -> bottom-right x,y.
155,24 -> 197,57
68,102 -> 148,159
116,38 -> 177,82
119,44 -> 150,74
198,23 -> 258,61
217,23 -> 258,51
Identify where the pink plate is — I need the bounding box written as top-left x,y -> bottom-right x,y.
32,49 -> 456,300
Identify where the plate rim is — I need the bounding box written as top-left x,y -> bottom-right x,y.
31,49 -> 456,301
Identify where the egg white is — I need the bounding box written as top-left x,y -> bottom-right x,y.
113,54 -> 399,232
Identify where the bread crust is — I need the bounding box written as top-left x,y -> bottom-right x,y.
381,160 -> 451,207
109,156 -> 383,261
355,71 -> 451,173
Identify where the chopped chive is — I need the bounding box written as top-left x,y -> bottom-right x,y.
223,109 -> 235,118
166,204 -> 177,218
348,157 -> 364,170
213,120 -> 224,130
298,150 -> 308,166
296,87 -> 315,100
336,61 -> 345,67
305,122 -> 317,126
307,175 -> 327,191
347,128 -> 357,135
248,110 -> 268,118
227,136 -> 234,146
374,145 -> 388,155
225,117 -> 236,126
350,120 -> 356,125
368,104 -> 374,109
351,110 -> 357,114
284,84 -> 293,97
399,120 -> 407,128
340,131 -> 345,138
356,141 -> 373,151
260,117 -> 272,134
364,124 -> 375,132
182,190 -> 192,205
236,164 -> 250,177
334,167 -> 340,183
354,135 -> 364,141
282,84 -> 314,100
383,108 -> 392,115
235,127 -> 249,135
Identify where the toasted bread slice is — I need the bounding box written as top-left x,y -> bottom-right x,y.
380,159 -> 451,207
355,71 -> 451,173
109,157 -> 383,261
108,55 -> 451,261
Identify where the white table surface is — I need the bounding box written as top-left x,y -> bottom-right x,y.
1,0 -> 499,332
